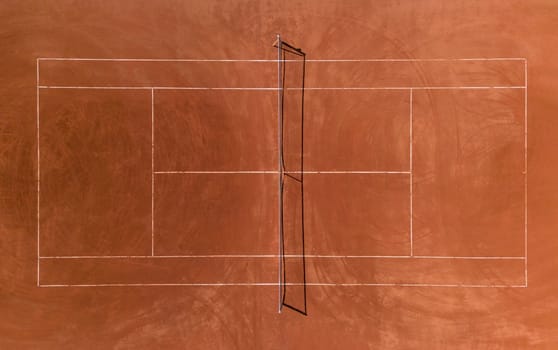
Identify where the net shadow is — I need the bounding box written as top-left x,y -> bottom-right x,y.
277,38 -> 308,316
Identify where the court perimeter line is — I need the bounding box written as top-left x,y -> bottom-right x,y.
38,255 -> 526,260
153,171 -> 411,174
151,88 -> 155,256
37,57 -> 527,62
155,170 -> 278,174
299,86 -> 526,90
38,283 -> 527,288
38,86 -> 279,90
276,35 -> 283,314
287,171 -> 410,174
409,89 -> 413,256
37,86 -> 526,91
524,60 -> 528,287
36,58 -> 40,287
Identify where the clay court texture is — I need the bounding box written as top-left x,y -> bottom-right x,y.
2,0 -> 558,348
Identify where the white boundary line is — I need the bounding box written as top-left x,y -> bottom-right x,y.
286,171 -> 410,174
36,57 -> 529,289
155,170 -> 278,174
37,57 -> 527,62
38,283 -> 527,288
37,86 -> 526,91
276,35 -> 283,313
36,58 -> 40,287
39,255 -> 526,260
524,60 -> 528,287
306,58 -> 527,62
151,88 -> 155,256
153,170 -> 411,174
301,87 -> 525,90
409,89 -> 414,256
38,86 -> 279,90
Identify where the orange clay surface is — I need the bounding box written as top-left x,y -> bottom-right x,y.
2,0 -> 558,348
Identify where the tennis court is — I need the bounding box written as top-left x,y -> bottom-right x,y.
3,0 -> 558,348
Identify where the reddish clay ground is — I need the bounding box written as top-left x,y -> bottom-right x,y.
2,0 -> 558,348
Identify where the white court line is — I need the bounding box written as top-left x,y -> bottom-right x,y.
40,283 -> 279,287
39,255 -> 526,260
155,170 -> 278,174
40,255 -> 279,259
286,170 -> 410,174
524,60 -> 528,287
409,89 -> 413,256
37,57 -> 527,62
154,171 -> 411,174
299,86 -> 526,90
37,56 -> 528,290
305,58 -> 528,62
151,88 -> 155,256
38,58 -> 279,62
36,58 -> 40,287
37,86 -> 278,90
37,86 -> 526,91
276,35 -> 283,314
407,255 -> 525,260
38,283 -> 527,288
306,283 -> 527,287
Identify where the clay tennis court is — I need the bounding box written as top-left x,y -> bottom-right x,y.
2,0 -> 558,348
